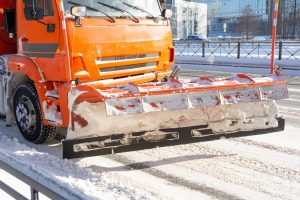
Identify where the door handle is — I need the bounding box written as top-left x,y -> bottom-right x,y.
21,37 -> 29,43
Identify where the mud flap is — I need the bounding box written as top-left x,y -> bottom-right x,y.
62,117 -> 285,159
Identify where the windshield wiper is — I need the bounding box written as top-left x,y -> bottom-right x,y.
122,2 -> 158,22
67,1 -> 115,22
97,2 -> 139,23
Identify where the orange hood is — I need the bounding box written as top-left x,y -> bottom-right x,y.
66,18 -> 174,82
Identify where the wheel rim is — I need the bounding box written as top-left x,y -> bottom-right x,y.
15,95 -> 37,133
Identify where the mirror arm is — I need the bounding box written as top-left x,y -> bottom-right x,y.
75,16 -> 82,25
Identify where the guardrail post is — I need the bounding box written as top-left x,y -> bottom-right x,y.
237,41 -> 241,59
202,41 -> 205,57
278,41 -> 283,60
258,43 -> 260,58
31,187 -> 39,200
0,158 -> 85,200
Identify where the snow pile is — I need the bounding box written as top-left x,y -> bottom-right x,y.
0,134 -> 149,200
43,101 -> 62,124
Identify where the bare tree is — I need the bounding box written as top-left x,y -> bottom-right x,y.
292,0 -> 297,36
233,5 -> 261,40
268,0 -> 300,39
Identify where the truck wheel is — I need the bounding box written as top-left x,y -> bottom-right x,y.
13,83 -> 57,144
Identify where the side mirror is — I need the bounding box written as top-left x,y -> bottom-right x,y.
71,6 -> 86,25
162,9 -> 172,19
71,6 -> 86,17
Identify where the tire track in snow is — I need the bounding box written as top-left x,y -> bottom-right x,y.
231,138 -> 300,156
178,145 -> 298,183
279,107 -> 300,118
118,144 -> 300,200
148,143 -> 300,184
178,143 -> 300,182
105,154 -> 240,200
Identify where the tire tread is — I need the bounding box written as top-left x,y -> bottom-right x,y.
13,82 -> 57,144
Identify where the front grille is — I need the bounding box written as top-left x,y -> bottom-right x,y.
100,53 -> 159,62
100,62 -> 156,73
97,53 -> 159,74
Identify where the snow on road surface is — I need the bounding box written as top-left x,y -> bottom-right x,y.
1,68 -> 300,200
1,121 -> 299,200
0,121 -> 212,200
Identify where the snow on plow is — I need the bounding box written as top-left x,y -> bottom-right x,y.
62,73 -> 288,159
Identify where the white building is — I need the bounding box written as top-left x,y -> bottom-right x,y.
165,0 -> 207,39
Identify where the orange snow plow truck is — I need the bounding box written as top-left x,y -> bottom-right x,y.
0,0 -> 288,158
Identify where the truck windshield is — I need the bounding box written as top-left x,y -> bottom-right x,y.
63,0 -> 161,19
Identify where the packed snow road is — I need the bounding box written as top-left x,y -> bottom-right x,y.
1,68 -> 300,200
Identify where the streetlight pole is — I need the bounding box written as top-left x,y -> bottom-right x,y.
270,0 -> 280,74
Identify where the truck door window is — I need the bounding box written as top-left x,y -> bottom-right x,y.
44,0 -> 54,16
4,9 -> 16,37
23,0 -> 54,20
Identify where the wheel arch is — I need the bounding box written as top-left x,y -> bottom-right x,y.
0,55 -> 45,125
1,55 -> 45,82
1,55 -> 69,130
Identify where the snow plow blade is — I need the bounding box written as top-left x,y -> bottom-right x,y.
63,73 -> 288,159
63,118 -> 285,159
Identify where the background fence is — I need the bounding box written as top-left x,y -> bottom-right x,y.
174,40 -> 300,60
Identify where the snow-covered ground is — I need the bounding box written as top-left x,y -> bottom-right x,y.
1,120 -> 300,199
1,65 -> 300,200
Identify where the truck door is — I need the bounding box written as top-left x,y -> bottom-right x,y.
16,0 -> 68,81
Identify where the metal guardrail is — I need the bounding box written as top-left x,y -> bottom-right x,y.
0,159 -> 69,200
174,40 -> 300,60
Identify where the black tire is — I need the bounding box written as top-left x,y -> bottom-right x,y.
13,83 -> 57,144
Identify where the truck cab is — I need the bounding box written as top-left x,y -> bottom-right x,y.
0,0 -> 174,144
